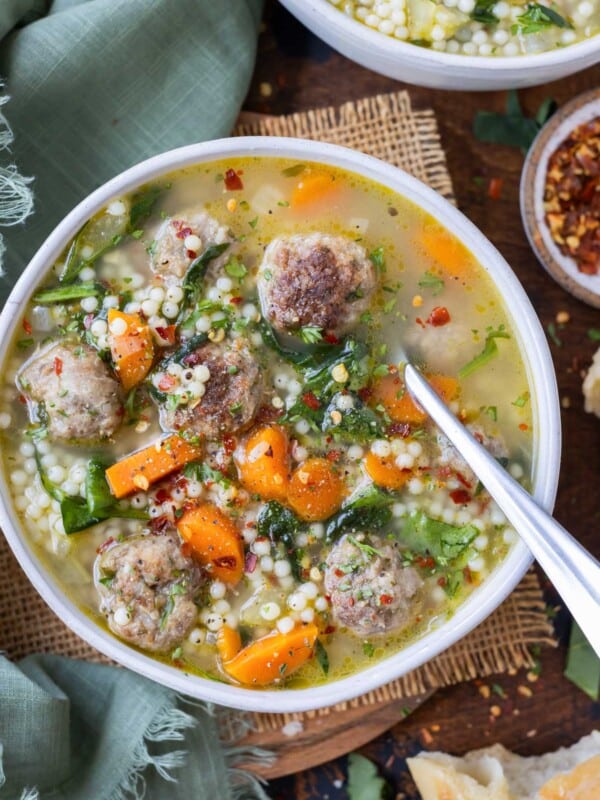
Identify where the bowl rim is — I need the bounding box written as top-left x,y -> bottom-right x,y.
0,136 -> 561,713
520,88 -> 600,308
280,0 -> 600,69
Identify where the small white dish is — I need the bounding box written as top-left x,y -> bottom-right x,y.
521,89 -> 600,309
0,137 -> 561,712
279,0 -> 600,91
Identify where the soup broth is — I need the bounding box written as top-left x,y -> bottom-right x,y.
1,157 -> 533,689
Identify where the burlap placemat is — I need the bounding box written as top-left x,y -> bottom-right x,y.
1,91 -> 556,733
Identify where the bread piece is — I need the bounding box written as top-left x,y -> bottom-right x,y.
407,731 -> 600,800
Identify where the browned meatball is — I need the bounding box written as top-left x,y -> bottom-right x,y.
257,233 -> 377,337
17,341 -> 123,442
157,339 -> 264,440
95,533 -> 202,653
324,534 -> 422,637
151,209 -> 234,283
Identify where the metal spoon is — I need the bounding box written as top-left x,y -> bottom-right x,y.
403,363 -> 600,657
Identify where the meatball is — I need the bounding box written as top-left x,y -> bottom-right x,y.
17,341 -> 123,442
257,233 -> 377,337
95,533 -> 202,653
151,209 -> 234,282
158,339 -> 264,440
324,534 -> 422,637
436,426 -> 508,490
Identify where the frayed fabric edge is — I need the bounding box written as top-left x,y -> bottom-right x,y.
0,92 -> 35,276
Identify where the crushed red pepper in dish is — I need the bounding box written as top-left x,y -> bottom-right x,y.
544,117 -> 600,275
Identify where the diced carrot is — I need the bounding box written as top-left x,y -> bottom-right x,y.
216,625 -> 242,663
106,435 -> 201,499
418,226 -> 473,279
223,624 -> 318,686
177,503 -> 244,586
236,425 -> 289,502
288,457 -> 345,522
107,309 -> 154,391
291,171 -> 338,209
364,452 -> 413,490
371,372 -> 459,425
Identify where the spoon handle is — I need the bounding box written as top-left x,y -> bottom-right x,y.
404,364 -> 600,658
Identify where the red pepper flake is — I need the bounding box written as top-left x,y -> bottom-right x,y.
324,625 -> 336,635
358,386 -> 373,402
155,488 -> 170,503
437,576 -> 447,587
415,555 -> 435,570
302,392 -> 320,410
347,597 -> 355,607
97,536 -> 116,554
415,317 -> 426,328
455,471 -> 473,489
155,325 -> 177,345
19,394 -> 27,405
158,374 -> 177,391
22,319 -> 32,334
222,433 -> 236,457
324,332 -> 340,344
334,568 -> 344,578
229,296 -> 243,305
388,421 -> 411,437
245,552 -> 258,574
427,306 -> 451,327
463,566 -> 473,583
53,357 -> 63,376
214,556 -> 237,570
326,449 -> 342,462
174,223 -> 193,240
519,423 -> 529,431
380,594 -> 394,605
450,489 -> 471,505
487,177 -> 504,200
186,249 -> 197,259
224,168 -> 244,191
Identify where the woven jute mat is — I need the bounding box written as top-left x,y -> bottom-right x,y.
1,91 -> 556,737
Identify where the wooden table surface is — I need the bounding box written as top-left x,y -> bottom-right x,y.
244,3 -> 600,797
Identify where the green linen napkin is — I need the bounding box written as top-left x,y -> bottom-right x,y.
0,0 -> 263,303
0,1 -> 271,798
0,654 -> 273,800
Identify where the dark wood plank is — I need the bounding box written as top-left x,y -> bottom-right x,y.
244,3 -> 600,795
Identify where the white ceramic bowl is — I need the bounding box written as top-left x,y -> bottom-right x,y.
280,0 -> 600,90
0,137 -> 561,712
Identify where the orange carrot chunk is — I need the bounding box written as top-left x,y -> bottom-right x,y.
371,372 -> 459,425
107,309 -> 155,391
105,435 -> 201,499
291,171 -> 338,209
223,624 -> 318,686
419,226 -> 473,279
236,425 -> 289,502
364,451 -> 413,490
177,503 -> 244,586
288,457 -> 345,522
216,625 -> 242,663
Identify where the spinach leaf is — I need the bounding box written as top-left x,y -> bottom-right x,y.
257,501 -> 303,580
322,392 -> 383,443
512,3 -> 571,35
85,459 -> 114,514
474,90 -> 557,153
178,242 -> 231,322
315,639 -> 329,675
128,186 -> 162,231
564,621 -> 600,700
258,319 -> 343,369
458,325 -> 511,379
33,282 -> 106,305
326,485 -> 393,543
303,339 -> 369,394
347,753 -> 391,800
470,0 -> 499,23
398,510 -> 478,566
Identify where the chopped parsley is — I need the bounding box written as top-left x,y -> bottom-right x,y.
512,391 -> 530,408
418,271 -> 445,296
224,257 -> 248,279
369,246 -> 386,273
299,325 -> 323,344
512,3 -> 571,34
458,325 -> 511,379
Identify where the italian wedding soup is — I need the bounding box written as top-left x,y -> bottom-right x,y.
1,158 -> 533,689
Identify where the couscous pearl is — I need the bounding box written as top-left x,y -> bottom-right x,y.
216,277 -> 233,293
279,575 -> 295,591
408,478 -> 424,495
492,29 -> 509,44
103,295 -> 119,309
109,317 -> 128,336
130,493 -> 147,509
462,42 -> 477,54
189,628 -> 205,645
295,419 -> 310,436
41,453 -> 57,468
47,465 -> 66,483
260,602 -> 281,621
468,556 -> 485,572
260,555 -> 274,573
371,439 -> 392,457
391,9 -> 406,22
80,296 -> 99,314
493,1 -> 510,16
366,12 -> 379,25
62,481 -> 80,496
206,287 -> 221,302
206,614 -> 224,632
472,29 -> 488,44
90,320 -> 108,337
300,608 -> 315,623
107,200 -> 126,216
288,379 -> 303,395
242,303 -> 258,320
392,502 -> 406,518
113,607 -> 130,626
186,481 -> 202,499
172,488 -> 185,502
274,559 -> 292,578
253,538 -> 271,556
149,287 -> 165,302
15,496 -> 28,511
224,613 -> 238,629
503,42 -> 519,56
458,0 -> 475,11
299,582 -> 318,599
288,592 -> 307,611
395,453 -> 414,469
213,599 -> 231,615
394,25 -> 409,37
274,373 -> 289,389
407,441 -> 422,457
149,504 -> 162,518
272,396 -> 284,410
455,511 -> 472,525
430,24 -> 445,40
478,43 -> 493,55
209,580 -> 227,600
194,365 -> 211,383
293,445 -> 308,462
296,532 -> 309,548
184,234 -> 202,252
277,616 -> 295,634
347,444 -> 364,461
250,332 -> 263,348
490,507 -> 506,526
378,19 -> 394,32
166,286 -> 184,303
141,299 -> 159,317
243,527 -> 257,544
20,441 -> 35,457
447,39 -> 460,52
442,508 -> 455,524
336,394 -> 355,411
79,266 -> 96,281
196,316 -> 212,333
509,463 -> 524,479
0,412 -> 11,429
162,301 -> 179,319
24,459 -> 37,475
474,534 -> 489,550
503,527 -> 518,544
309,523 -> 324,539
578,0 -> 593,15
26,504 -> 41,520
315,597 -> 328,612
561,29 -> 577,43
309,567 -> 322,582
431,586 -> 446,604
